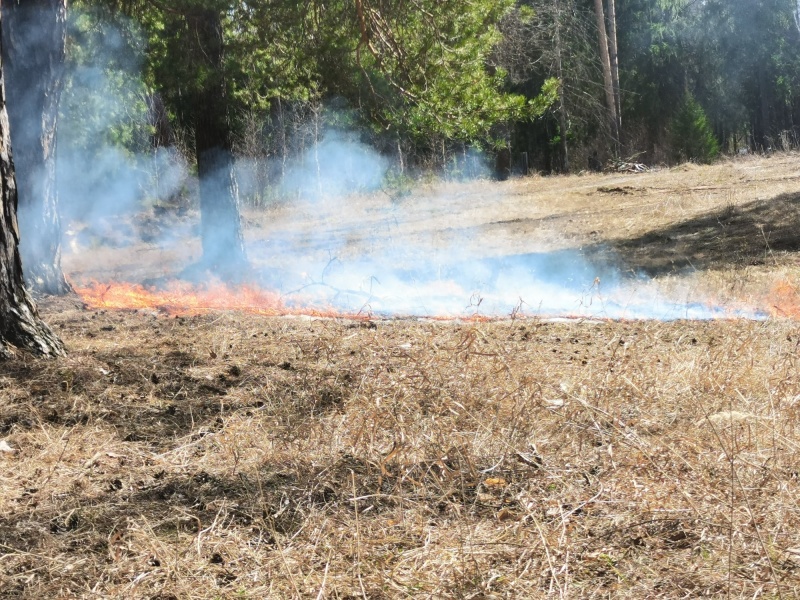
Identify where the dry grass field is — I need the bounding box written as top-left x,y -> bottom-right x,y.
4,154 -> 800,598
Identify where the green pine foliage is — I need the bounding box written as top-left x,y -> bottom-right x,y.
65,0 -> 800,173
669,93 -> 720,164
352,0 -> 554,145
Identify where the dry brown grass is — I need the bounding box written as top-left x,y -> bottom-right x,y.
5,154 -> 800,598
4,307 -> 800,598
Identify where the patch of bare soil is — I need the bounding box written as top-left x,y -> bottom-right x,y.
4,154 -> 800,597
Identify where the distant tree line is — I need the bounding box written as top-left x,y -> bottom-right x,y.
503,0 -> 800,171
61,0 -> 800,180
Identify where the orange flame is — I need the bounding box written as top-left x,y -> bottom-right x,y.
73,280 -> 367,319
72,280 -> 503,321
73,279 -> 780,322
766,278 -> 800,318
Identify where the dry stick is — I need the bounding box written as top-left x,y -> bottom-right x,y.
758,224 -> 778,266
728,393 -> 734,600
351,470 -> 368,599
529,513 -> 565,598
728,448 -> 784,598
419,328 -> 540,466
314,557 -> 331,600
568,394 -> 706,517
123,516 -> 174,595
0,542 -> 63,564
576,337 -> 702,480
172,514 -> 180,586
307,514 -> 333,571
268,519 -> 302,599
195,508 -> 224,557
39,428 -> 71,491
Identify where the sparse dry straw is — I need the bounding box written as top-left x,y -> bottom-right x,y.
2,301 -> 800,598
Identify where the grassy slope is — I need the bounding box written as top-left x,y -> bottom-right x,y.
3,154 -> 800,598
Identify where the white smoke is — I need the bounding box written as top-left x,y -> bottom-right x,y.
57,11 -> 189,247
53,11 -> 763,321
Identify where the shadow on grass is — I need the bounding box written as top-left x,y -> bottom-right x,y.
603,191 -> 800,276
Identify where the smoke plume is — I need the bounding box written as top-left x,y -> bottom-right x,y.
51,11 -> 761,321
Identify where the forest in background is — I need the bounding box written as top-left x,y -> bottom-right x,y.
61,0 -> 800,201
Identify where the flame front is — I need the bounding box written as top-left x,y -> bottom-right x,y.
74,280 -> 361,319
72,276 -> 786,321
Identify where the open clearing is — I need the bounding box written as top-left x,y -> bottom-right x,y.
4,154 -> 800,597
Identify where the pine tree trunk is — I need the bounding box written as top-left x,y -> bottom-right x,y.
0,17 -> 65,358
593,0 -> 619,154
1,0 -> 70,296
269,97 -> 287,181
190,10 -> 247,280
554,1 -> 570,173
606,0 -> 622,143
758,69 -> 772,150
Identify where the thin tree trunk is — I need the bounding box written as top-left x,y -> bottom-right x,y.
0,18 -> 65,358
269,97 -> 287,181
190,10 -> 247,279
593,0 -> 619,154
1,0 -> 70,296
758,69 -> 772,150
313,103 -> 322,198
795,0 -> 800,34
606,0 -> 622,143
147,93 -> 173,149
554,1 -> 570,172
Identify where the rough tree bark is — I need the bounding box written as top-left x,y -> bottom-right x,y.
189,9 -> 247,280
0,19 -> 65,358
1,0 -> 71,295
593,0 -> 619,154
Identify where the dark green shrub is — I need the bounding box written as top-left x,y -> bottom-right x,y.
669,93 -> 720,164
